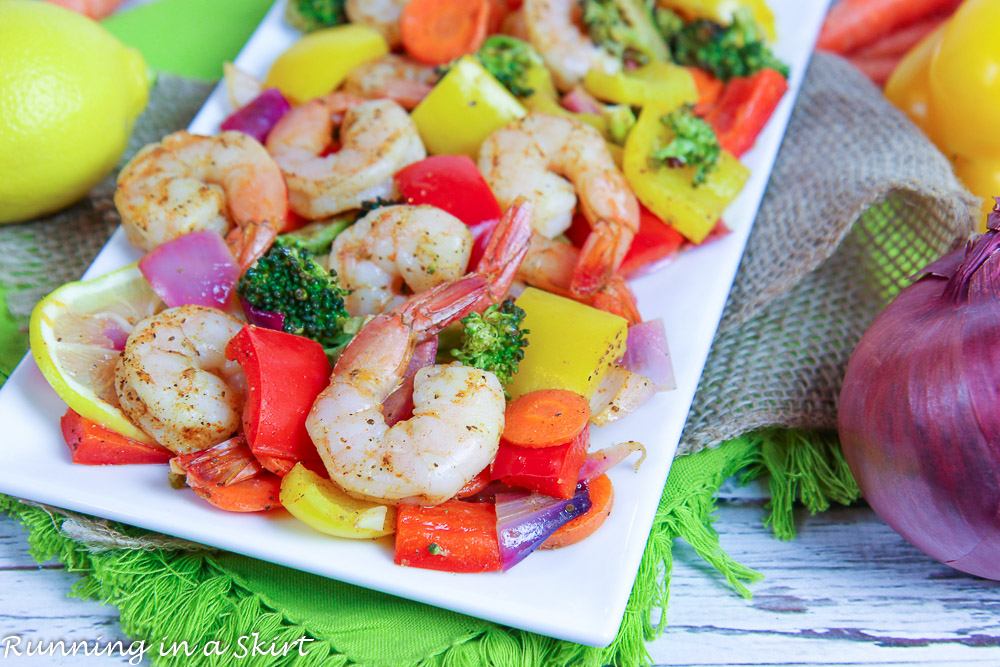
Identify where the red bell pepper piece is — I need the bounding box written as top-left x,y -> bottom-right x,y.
393,155 -> 503,227
394,500 -> 502,572
467,218 -> 498,272
702,68 -> 788,157
225,326 -> 331,473
687,66 -> 724,116
60,409 -> 172,465
491,426 -> 590,499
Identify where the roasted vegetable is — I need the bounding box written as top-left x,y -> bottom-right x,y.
580,0 -> 669,65
650,106 -> 721,186
284,0 -> 347,32
451,299 -> 529,392
475,35 -> 544,98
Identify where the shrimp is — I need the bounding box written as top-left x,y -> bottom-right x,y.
479,112 -> 639,297
329,204 -> 473,317
341,54 -> 439,110
518,232 -> 642,324
114,305 -> 246,455
266,95 -> 426,220
306,200 -> 534,505
522,0 -> 620,92
115,130 -> 288,271
345,0 -> 413,49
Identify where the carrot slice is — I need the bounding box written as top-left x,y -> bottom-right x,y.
400,0 -> 491,65
502,389 -> 591,448
541,474 -> 614,549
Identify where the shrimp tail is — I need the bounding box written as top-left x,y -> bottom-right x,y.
226,220 -> 280,272
398,274 -> 491,336
571,218 -> 635,298
591,274 -> 642,326
467,198 -> 535,313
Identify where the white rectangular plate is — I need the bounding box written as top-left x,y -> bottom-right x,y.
0,0 -> 828,647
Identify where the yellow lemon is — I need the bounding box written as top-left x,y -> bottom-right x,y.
30,263 -> 163,443
0,0 -> 149,224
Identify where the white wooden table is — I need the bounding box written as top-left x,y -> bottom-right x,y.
4,486 -> 999,666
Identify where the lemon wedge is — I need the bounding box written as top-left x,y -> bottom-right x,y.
29,263 -> 164,444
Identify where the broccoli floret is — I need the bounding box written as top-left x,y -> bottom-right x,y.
284,0 -> 347,32
657,7 -> 789,81
580,0 -> 669,66
475,36 -> 544,98
650,106 -> 720,186
278,213 -> 354,255
603,104 -> 637,145
237,239 -> 350,347
451,299 -> 529,393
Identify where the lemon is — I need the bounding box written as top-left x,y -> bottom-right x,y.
0,0 -> 149,224
30,264 -> 164,444
264,24 -> 387,104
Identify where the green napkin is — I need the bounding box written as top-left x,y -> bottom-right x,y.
102,0 -> 275,81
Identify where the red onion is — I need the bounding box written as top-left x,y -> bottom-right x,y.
839,202 -> 1000,580
383,337 -> 439,426
578,441 -> 646,482
240,296 -> 285,331
621,319 -> 676,391
138,230 -> 240,309
495,483 -> 592,570
220,88 -> 291,144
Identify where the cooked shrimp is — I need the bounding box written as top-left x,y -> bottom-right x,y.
329,204 -> 473,316
115,131 -> 288,271
345,0 -> 412,49
522,0 -> 620,91
342,54 -> 439,109
518,233 -> 641,324
266,95 -> 426,220
114,305 -> 246,455
479,113 -> 639,297
306,200 -> 534,505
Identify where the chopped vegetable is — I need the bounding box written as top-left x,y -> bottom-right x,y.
620,318 -> 676,391
577,441 -> 647,481
475,35 -> 543,98
658,7 -> 788,82
400,0 -> 491,65
451,299 -> 529,392
394,155 -> 503,227
491,427 -> 590,499
236,239 -> 351,348
60,408 -> 171,465
583,61 -> 698,108
138,230 -> 239,309
603,104 -> 637,145
219,88 -> 291,145
410,56 -> 526,157
394,500 -> 502,572
657,0 -> 777,42
686,65 -> 723,114
280,464 -> 396,538
650,105 -> 721,186
702,67 -> 787,157
284,0 -> 347,32
382,337 -> 438,426
541,474 -> 613,549
588,366 -> 656,426
502,389 -> 591,448
507,287 -> 628,400
225,326 -> 330,469
277,213 -> 354,256
580,0 -> 669,65
616,205 -> 685,277
496,483 -> 592,569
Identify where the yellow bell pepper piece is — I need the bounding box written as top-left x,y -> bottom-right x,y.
660,0 -> 776,42
264,24 -> 388,104
411,57 -> 526,158
584,61 -> 698,108
623,102 -> 749,243
280,464 -> 396,539
507,288 -> 628,400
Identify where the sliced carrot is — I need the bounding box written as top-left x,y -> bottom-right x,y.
503,389 -> 591,448
542,474 -> 614,549
400,0 -> 491,65
816,0 -> 961,55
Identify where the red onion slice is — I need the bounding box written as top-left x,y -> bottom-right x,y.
621,318 -> 676,391
495,484 -> 592,571
239,296 -> 285,331
220,88 -> 291,144
138,230 -> 240,309
578,441 -> 646,482
383,337 -> 439,426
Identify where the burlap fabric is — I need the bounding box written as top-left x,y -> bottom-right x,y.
0,55 -> 980,458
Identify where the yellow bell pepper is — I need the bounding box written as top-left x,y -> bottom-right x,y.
885,0 -> 1000,227
411,57 -> 526,158
280,464 -> 396,539
659,0 -> 776,42
583,61 -> 698,108
264,24 -> 388,104
507,288 -> 628,400
623,101 -> 749,242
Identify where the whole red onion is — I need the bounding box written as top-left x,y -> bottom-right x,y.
839,202 -> 1000,579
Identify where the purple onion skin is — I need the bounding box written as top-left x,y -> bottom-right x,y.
839,204 -> 1000,579
220,88 -> 291,144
